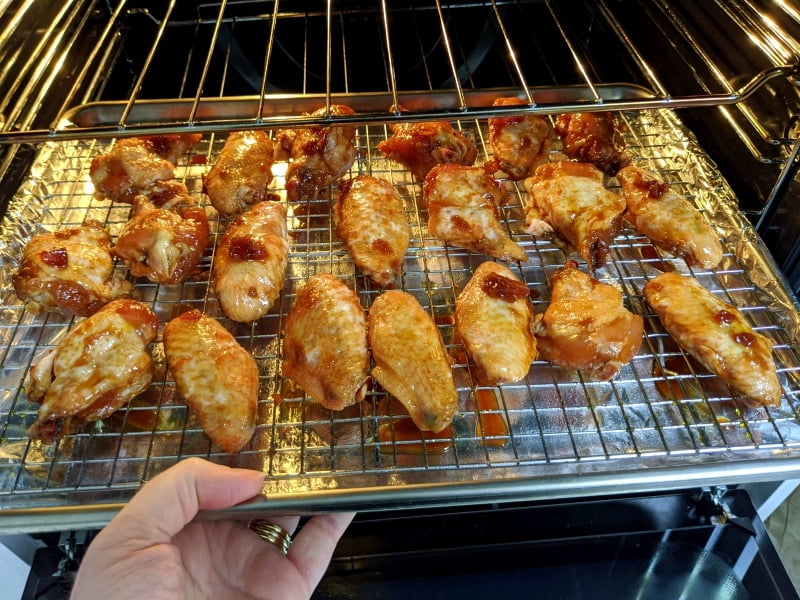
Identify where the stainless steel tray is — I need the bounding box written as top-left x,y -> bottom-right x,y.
1,106 -> 800,533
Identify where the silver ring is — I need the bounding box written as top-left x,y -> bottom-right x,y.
248,519 -> 292,556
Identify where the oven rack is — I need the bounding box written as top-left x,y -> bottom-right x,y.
1,106 -> 800,532
0,0 -> 798,149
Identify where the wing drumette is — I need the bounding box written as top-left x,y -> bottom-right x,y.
485,97 -> 553,180
90,134 -> 201,204
212,201 -> 288,323
164,310 -> 259,453
523,161 -> 625,269
617,165 -> 723,269
12,220 -> 131,317
368,290 -> 458,433
27,299 -> 158,443
377,112 -> 477,181
113,192 -> 210,285
455,261 -> 536,385
335,175 -> 410,287
423,164 -> 527,262
554,112 -> 630,176
274,105 -> 357,201
204,130 -> 275,216
644,272 -> 781,408
282,273 -> 369,411
533,261 -> 643,380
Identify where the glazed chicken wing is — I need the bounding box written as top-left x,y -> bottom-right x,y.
204,130 -> 275,216
113,194 -> 210,284
137,133 -> 202,164
212,201 -> 288,322
27,299 -> 158,443
282,273 -> 369,410
554,112 -> 630,176
368,290 -> 458,432
455,261 -> 536,385
644,272 -> 781,408
163,310 -> 259,452
423,164 -> 527,262
335,175 -> 411,287
12,220 -> 131,317
274,105 -> 357,201
523,161 -> 626,269
377,114 -> 478,181
534,261 -> 643,380
617,165 -> 723,269
90,134 -> 200,204
485,97 -> 553,180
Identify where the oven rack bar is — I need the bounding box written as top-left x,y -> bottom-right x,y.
0,0 -> 797,150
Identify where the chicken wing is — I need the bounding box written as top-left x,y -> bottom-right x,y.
523,161 -> 626,269
643,272 -> 781,408
485,97 -> 553,180
90,134 -> 199,204
203,130 -> 275,216
27,299 -> 158,443
163,310 -> 259,452
335,175 -> 410,287
377,114 -> 478,181
113,194 -> 210,284
282,273 -> 369,410
455,261 -> 536,385
274,105 -> 357,201
533,260 -> 643,380
423,164 -> 527,262
137,133 -> 202,164
12,220 -> 131,317
616,165 -> 723,269
554,112 -> 630,176
212,201 -> 288,322
368,290 -> 458,432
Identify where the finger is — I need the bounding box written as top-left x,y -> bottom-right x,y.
112,457 -> 265,542
288,512 -> 355,587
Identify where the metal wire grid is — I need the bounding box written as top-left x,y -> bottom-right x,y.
0,108 -> 799,508
0,0 -> 798,144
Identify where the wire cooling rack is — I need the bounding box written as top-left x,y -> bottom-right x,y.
1,107 -> 800,527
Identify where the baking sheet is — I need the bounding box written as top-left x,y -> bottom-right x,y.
1,108 -> 800,526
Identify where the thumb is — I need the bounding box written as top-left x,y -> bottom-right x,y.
111,457 -> 265,542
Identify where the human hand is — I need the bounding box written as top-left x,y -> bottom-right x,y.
70,457 -> 354,600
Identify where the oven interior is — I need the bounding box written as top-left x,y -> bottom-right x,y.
1,0 -> 800,542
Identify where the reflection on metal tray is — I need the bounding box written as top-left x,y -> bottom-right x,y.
1,107 -> 800,533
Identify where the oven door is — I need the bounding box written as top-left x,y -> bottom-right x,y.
316,487 -> 798,600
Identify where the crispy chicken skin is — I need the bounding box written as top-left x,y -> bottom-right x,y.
554,112 -> 630,176
282,273 -> 369,410
275,105 -> 357,201
368,290 -> 459,433
485,97 -> 553,180
212,201 -> 288,322
423,164 -> 527,262
204,130 -> 275,216
13,221 -> 131,317
90,134 -> 200,204
164,310 -> 259,453
114,195 -> 210,284
523,161 -> 626,269
27,299 -> 158,443
617,165 -> 723,269
534,261 -> 643,380
377,116 -> 478,181
644,272 -> 782,408
455,261 -> 536,385
335,175 -> 411,287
